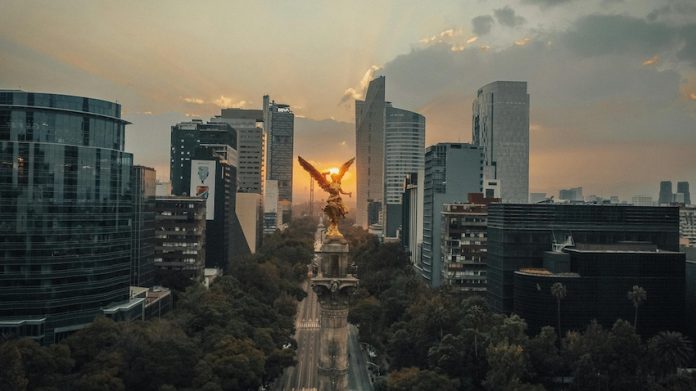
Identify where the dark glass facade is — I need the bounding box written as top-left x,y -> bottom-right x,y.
514,247 -> 685,336
0,90 -> 132,343
132,165 -> 156,287
487,204 -> 680,313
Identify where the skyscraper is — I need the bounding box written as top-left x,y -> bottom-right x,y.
383,103 -> 425,238
263,95 -> 294,224
355,76 -> 386,228
419,143 -> 483,288
0,91 -> 134,342
132,165 -> 156,287
659,180 -> 673,205
472,81 -> 530,203
677,181 -> 691,205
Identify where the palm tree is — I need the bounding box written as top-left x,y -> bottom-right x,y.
649,331 -> 694,378
627,285 -> 647,330
550,282 -> 567,336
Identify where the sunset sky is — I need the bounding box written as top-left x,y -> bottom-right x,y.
2,0 -> 695,203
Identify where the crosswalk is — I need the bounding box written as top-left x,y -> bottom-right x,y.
297,319 -> 320,330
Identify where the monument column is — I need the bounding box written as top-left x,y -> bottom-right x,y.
312,238 -> 358,390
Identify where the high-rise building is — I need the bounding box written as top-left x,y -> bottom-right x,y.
0,90 -> 134,343
153,196 -> 206,281
401,171 -> 424,266
514,242 -> 685,336
487,204 -> 680,313
212,108 -> 265,194
659,180 -> 673,205
383,103 -> 425,238
263,96 -> 294,224
418,143 -> 483,288
441,194 -> 499,294
264,179 -> 280,234
677,181 -> 691,205
681,206 -> 696,247
355,76 -> 386,228
559,187 -> 583,202
132,165 -> 156,287
472,81 -> 529,203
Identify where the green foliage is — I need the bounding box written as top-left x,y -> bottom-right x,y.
0,218 -> 315,390
387,367 -> 459,391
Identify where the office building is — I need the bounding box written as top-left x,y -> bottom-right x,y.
264,179 -> 280,234
418,143 -> 483,288
632,195 -> 655,206
0,90 -> 134,343
677,181 -> 691,205
559,187 -> 583,202
236,192 -> 263,253
514,242 -> 685,336
686,251 -> 696,340
212,108 -> 265,194
355,76 -> 386,228
487,203 -> 680,313
383,103 -> 425,238
441,194 -> 499,294
263,95 -> 294,224
401,171 -> 424,266
132,165 -> 156,287
659,180 -> 673,205
681,206 -> 696,247
472,81 -> 529,204
529,193 -> 547,204
153,196 -> 206,281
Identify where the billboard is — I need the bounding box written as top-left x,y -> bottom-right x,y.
190,160 -> 216,220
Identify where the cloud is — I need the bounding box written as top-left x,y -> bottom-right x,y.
340,65 -> 381,104
212,96 -> 248,108
472,15 -> 495,35
642,55 -> 659,66
183,97 -> 204,104
522,0 -> 576,7
419,28 -> 460,45
494,7 -> 526,28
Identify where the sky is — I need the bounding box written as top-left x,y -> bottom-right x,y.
1,0 -> 695,203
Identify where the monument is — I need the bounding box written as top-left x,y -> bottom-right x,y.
298,156 -> 359,390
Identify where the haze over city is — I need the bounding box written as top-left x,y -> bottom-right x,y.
2,0 -> 696,203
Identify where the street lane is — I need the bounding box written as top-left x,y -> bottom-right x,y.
347,325 -> 374,391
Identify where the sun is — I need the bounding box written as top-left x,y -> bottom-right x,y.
327,167 -> 339,175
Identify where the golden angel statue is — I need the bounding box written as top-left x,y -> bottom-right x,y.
298,156 -> 355,239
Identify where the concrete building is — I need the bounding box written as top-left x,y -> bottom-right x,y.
264,179 -> 280,234
632,195 -> 655,206
153,196 -> 206,281
383,103 -> 425,238
514,243 -> 685,336
680,206 -> 696,247
487,203 -> 680,314
686,251 -> 696,341
263,95 -> 294,225
0,90 -> 134,343
236,192 -> 263,253
472,81 -> 529,204
418,143 -> 483,288
401,171 -> 424,267
132,165 -> 156,287
659,181 -> 673,205
559,187 -> 583,202
529,193 -> 547,204
441,194 -> 499,294
677,181 -> 691,205
355,76 -> 386,228
212,108 -> 265,194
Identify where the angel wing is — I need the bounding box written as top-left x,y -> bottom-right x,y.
337,157 -> 355,182
298,156 -> 331,192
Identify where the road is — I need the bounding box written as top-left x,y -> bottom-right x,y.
275,280 -> 321,391
347,325 -> 374,391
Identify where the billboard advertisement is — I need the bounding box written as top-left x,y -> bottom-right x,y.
190,160 -> 216,220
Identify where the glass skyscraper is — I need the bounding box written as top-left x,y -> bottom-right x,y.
0,90 -> 133,343
263,95 -> 294,224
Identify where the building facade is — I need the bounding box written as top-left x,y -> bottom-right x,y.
418,143 -> 483,288
263,95 -> 294,224
0,90 -> 133,343
132,165 -> 156,287
487,203 -> 680,314
355,76 -> 386,228
659,180 -> 673,205
153,196 -> 206,281
401,171 -> 424,266
677,181 -> 691,205
559,187 -> 583,202
383,103 -> 425,238
681,206 -> 696,247
514,243 -> 685,336
441,194 -> 498,294
472,81 -> 529,204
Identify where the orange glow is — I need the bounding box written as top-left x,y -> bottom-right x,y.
327,167 -> 339,175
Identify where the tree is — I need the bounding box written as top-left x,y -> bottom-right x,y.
386,367 -> 458,391
550,282 -> 567,336
0,342 -> 28,391
649,331 -> 694,379
627,285 -> 647,330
